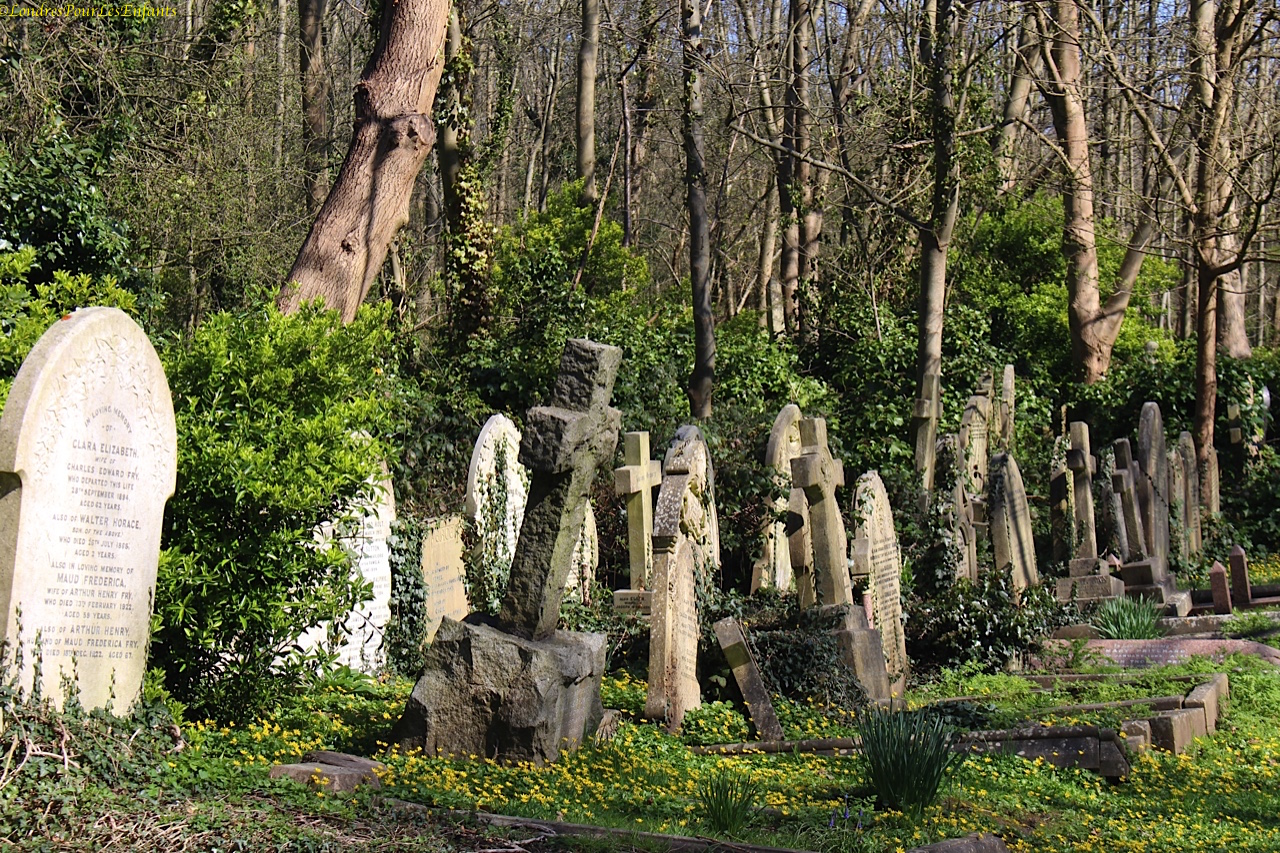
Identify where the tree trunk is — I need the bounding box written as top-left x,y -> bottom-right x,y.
280,0 -> 450,321
298,0 -> 330,212
994,15 -> 1037,193
577,0 -> 599,204
683,0 -> 714,418
438,10 -> 465,226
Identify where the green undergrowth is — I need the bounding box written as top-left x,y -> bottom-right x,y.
5,656 -> 1280,852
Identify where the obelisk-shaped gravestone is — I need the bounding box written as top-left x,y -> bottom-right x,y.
499,340 -> 622,640
0,308 -> 177,711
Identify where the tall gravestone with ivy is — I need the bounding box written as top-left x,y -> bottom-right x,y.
0,308 -> 176,711
395,340 -> 621,764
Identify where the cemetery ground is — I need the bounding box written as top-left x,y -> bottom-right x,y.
5,652 -> 1280,852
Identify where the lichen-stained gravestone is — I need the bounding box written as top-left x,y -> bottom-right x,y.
850,472 -> 908,686
1176,432 -> 1202,556
465,414 -> 530,613
646,426 -> 719,732
498,340 -> 623,640
934,435 -> 978,582
790,418 -> 852,608
958,388 -> 992,503
418,515 -> 470,643
0,308 -> 176,711
987,452 -> 1039,591
752,404 -> 811,595
1136,402 -> 1171,576
994,364 -> 1016,452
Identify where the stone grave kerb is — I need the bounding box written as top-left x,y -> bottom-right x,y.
0,307 -> 177,711
790,417 -> 853,607
614,431 -> 662,589
497,339 -> 622,640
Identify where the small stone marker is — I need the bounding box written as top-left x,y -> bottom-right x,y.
613,431 -> 661,589
1177,432 -> 1202,555
646,427 -> 718,731
498,339 -> 622,640
790,418 -> 852,607
419,516 -> 470,643
465,414 -> 530,612
851,471 -> 908,686
988,452 -> 1039,591
713,617 -> 784,742
1210,562 -> 1232,615
0,308 -> 177,710
1229,545 -> 1252,607
753,404 -> 809,593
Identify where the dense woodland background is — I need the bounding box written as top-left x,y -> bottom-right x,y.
2,0 -> 1279,713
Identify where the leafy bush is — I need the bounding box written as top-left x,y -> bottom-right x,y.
1089,596 -> 1164,640
857,707 -> 958,818
152,302 -> 398,720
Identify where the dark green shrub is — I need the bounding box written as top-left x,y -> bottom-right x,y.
152,302 -> 397,720
1089,596 -> 1164,640
857,707 -> 958,818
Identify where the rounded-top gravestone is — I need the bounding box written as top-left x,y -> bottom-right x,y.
753,404 -> 807,593
464,414 -> 530,612
850,472 -> 907,682
0,308 -> 177,711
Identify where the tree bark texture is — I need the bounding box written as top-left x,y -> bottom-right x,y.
683,0 -> 714,418
280,0 -> 450,322
577,0 -> 599,204
298,0 -> 330,212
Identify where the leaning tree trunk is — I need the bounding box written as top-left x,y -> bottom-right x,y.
279,0 -> 450,321
683,0 -> 714,418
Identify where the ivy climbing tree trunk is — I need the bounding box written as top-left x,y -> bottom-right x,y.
683,0 -> 714,418
279,0 -> 450,321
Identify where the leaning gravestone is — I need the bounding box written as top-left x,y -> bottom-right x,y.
419,516 -> 470,643
988,452 -> 1039,591
1135,403 -> 1171,576
713,617 -> 784,742
465,414 -> 530,613
752,404 -> 810,594
0,308 -> 176,711
850,472 -> 908,689
646,426 -> 719,732
395,339 -> 621,764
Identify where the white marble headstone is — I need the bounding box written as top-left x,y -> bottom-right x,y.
0,308 -> 177,710
464,414 -> 530,612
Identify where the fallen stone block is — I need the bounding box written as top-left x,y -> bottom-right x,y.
269,752 -> 385,792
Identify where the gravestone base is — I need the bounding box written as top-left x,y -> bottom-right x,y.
822,605 -> 893,703
393,616 -> 605,765
1055,573 -> 1125,606
1068,557 -> 1103,577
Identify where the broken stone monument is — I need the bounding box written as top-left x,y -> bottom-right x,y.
0,308 -> 177,711
394,339 -> 621,764
713,617 -> 784,742
988,452 -> 1039,592
646,426 -> 719,732
465,414 -> 530,612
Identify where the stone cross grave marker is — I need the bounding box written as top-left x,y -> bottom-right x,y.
646,426 -> 718,731
713,617 -> 784,742
850,471 -> 908,686
498,339 -> 622,640
1136,402 -> 1171,576
790,418 -> 853,608
1177,432 -> 1202,556
614,431 -> 661,590
0,308 -> 177,710
419,515 -> 470,643
465,414 -> 530,613
988,452 -> 1039,591
753,404 -> 811,594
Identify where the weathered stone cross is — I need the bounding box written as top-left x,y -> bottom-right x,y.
498,339 -> 622,640
614,431 -> 662,589
790,417 -> 854,607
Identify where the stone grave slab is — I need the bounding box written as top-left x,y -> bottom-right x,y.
713,617 -> 784,742
420,515 -> 470,643
0,308 -> 177,710
851,471 -> 908,688
646,426 -> 718,731
988,452 -> 1039,591
498,339 -> 622,640
753,404 -> 809,593
465,414 -> 530,613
